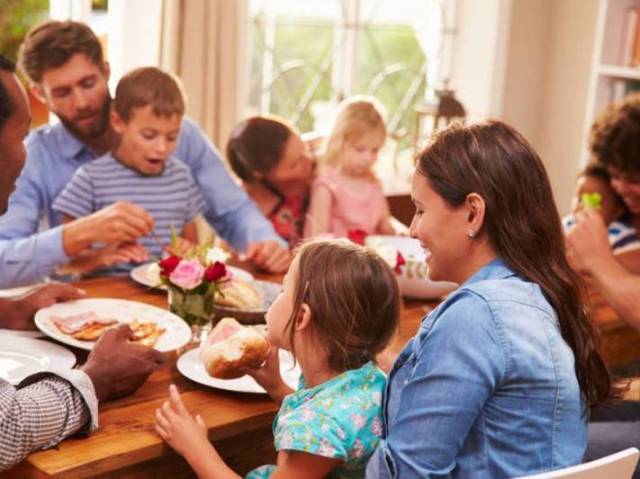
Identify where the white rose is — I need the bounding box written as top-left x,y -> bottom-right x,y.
205,247 -> 230,265
146,262 -> 162,285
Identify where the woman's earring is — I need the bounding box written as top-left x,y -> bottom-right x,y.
468,230 -> 476,238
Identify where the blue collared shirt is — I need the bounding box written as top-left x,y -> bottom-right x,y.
366,259 -> 587,478
0,118 -> 284,287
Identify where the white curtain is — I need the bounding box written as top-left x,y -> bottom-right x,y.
160,0 -> 249,149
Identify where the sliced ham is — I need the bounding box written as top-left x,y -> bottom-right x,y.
51,311 -> 118,334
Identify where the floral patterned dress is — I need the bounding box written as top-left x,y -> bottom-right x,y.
246,362 -> 386,479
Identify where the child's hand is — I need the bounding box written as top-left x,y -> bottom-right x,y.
62,243 -> 148,274
165,237 -> 196,257
244,347 -> 293,404
155,384 -> 209,459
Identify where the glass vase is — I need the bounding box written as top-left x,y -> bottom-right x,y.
167,287 -> 215,345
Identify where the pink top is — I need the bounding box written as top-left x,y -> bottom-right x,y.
307,168 -> 387,237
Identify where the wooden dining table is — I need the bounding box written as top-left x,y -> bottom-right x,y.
2,273 -> 639,478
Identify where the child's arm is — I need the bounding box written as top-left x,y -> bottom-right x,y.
304,185 -> 333,237
155,385 -> 241,479
164,221 -> 199,257
181,221 -> 198,244
244,348 -> 294,405
376,201 -> 409,236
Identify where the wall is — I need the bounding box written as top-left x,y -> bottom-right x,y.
501,0 -> 552,147
450,0 -> 512,120
453,0 -> 599,215
534,0 -> 599,215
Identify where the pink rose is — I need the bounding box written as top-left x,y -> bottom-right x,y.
169,260 -> 205,290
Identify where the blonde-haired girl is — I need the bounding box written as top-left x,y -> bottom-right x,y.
305,96 -> 397,237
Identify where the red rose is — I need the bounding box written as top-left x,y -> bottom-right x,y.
159,255 -> 180,277
204,261 -> 227,282
347,229 -> 368,245
394,251 -> 406,274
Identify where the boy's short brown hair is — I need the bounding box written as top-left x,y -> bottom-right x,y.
114,67 -> 185,122
18,20 -> 103,83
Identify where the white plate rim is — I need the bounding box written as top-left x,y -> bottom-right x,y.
177,348 -> 299,394
0,336 -> 76,385
130,263 -> 254,290
0,329 -> 44,339
0,284 -> 42,298
34,298 -> 192,352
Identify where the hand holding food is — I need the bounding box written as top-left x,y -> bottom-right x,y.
199,317 -> 270,379
581,192 -> 602,209
81,324 -> 165,401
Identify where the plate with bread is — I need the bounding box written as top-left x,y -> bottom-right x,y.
213,279 -> 282,324
178,317 -> 300,394
367,235 -> 458,299
130,263 -> 254,290
34,298 -> 192,352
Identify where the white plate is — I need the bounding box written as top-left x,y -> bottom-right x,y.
34,298 -> 192,352
177,348 -> 300,394
367,235 -> 458,300
130,263 -> 254,290
0,336 -> 76,385
0,329 -> 43,339
0,284 -> 41,298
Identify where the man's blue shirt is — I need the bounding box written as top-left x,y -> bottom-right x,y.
0,118 -> 284,287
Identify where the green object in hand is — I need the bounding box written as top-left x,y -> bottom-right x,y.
581,192 -> 602,209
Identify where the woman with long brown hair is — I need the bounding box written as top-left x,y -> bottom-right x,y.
366,120 -> 612,478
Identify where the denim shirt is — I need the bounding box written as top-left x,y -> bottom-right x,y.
366,259 -> 586,478
0,118 -> 285,287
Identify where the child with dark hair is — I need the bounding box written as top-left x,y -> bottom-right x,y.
52,67 -> 205,274
155,238 -> 400,478
563,163 -> 639,254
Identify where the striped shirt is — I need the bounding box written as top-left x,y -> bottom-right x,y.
0,370 -> 97,471
52,154 -> 206,272
562,214 -> 640,254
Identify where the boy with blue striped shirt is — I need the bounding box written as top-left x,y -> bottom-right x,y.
53,67 -> 205,275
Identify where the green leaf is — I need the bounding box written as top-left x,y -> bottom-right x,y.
581,192 -> 602,209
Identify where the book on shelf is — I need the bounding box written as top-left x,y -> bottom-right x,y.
621,7 -> 640,66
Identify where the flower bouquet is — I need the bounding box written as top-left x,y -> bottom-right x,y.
147,242 -> 230,342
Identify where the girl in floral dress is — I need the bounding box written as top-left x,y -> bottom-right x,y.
155,239 -> 401,478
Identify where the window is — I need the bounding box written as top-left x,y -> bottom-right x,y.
247,0 -> 456,158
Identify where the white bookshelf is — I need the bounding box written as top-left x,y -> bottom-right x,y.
583,0 -> 640,164
598,64 -> 640,79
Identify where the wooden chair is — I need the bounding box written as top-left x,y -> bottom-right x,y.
517,448 -> 639,479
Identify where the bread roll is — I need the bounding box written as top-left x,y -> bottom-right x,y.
216,279 -> 263,310
199,317 -> 270,379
